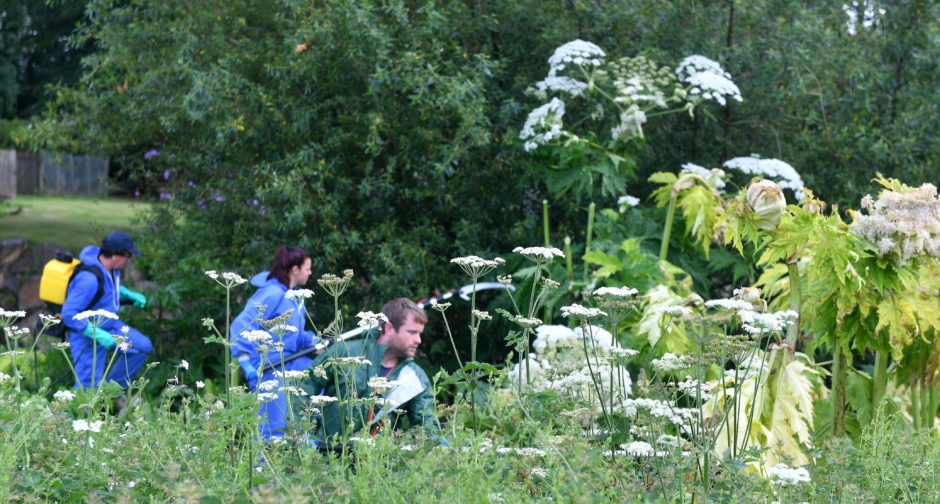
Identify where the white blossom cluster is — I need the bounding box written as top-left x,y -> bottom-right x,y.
512,246 -> 565,262
767,463 -> 812,485
673,377 -> 713,401
675,55 -> 742,106
450,255 -> 505,278
0,308 -> 26,319
273,370 -> 308,380
593,286 -> 639,298
560,304 -> 607,320
284,289 -> 315,300
852,183 -> 940,261
546,39 -> 606,78
519,97 -> 566,152
0,371 -> 12,384
72,419 -> 104,433
737,309 -> 798,335
327,356 -> 371,367
605,56 -> 676,108
356,311 -> 389,328
533,76 -> 589,97
617,195 -> 640,207
722,157 -> 806,199
367,376 -> 401,392
681,163 -> 727,190
241,330 -> 273,344
267,324 -> 298,334
307,395 -> 339,405
654,305 -> 693,318
843,1 -> 885,36
617,397 -> 697,433
53,390 -> 77,402
74,309 -> 119,321
651,353 -> 693,372
205,270 -> 247,286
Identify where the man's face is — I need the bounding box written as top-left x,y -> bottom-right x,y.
382,313 -> 424,360
114,253 -> 132,269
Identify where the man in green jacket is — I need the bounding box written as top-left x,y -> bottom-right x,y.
298,298 -> 439,442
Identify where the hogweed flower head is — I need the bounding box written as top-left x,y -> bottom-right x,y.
450,255 -> 505,279
675,55 -> 742,106
472,310 -> 492,321
274,370 -> 308,380
651,353 -> 693,372
513,246 -> 565,263
256,393 -> 279,402
318,269 -> 354,298
726,157 -> 805,199
327,356 -> 371,367
284,289 -> 315,301
737,309 -> 797,335
519,97 -> 566,152
205,270 -> 247,288
430,301 -> 451,313
767,463 -> 811,486
560,304 -> 606,320
241,330 -> 273,344
515,316 -> 543,328
357,311 -> 389,328
497,274 -> 513,285
610,105 -> 647,142
546,39 -> 606,78
618,195 -> 641,207
681,163 -> 727,190
593,286 -> 639,299
307,395 -> 338,405
73,309 -> 118,321
746,178 -> 788,230
53,390 -> 77,402
851,181 -> 940,261
367,376 -> 402,393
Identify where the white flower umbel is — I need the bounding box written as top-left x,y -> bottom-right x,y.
0,308 -> 27,322
73,309 -> 119,321
519,97 -> 566,152
38,313 -> 61,325
624,441 -> 655,456
723,157 -> 806,199
284,289 -> 315,301
367,376 -> 402,393
534,76 -> 589,97
268,324 -> 298,334
307,395 -> 339,405
655,305 -> 693,318
560,304 -> 607,320
206,270 -> 247,287
515,316 -> 542,328
513,246 -> 565,263
274,370 -> 308,380
681,163 -> 727,190
257,380 -> 279,392
53,390 -> 77,402
651,353 -> 693,372
0,371 -> 12,384
546,39 -> 606,78
327,356 -> 371,367
593,286 -> 639,298
737,309 -> 798,335
767,463 -> 811,485
72,419 -> 103,433
256,393 -> 279,402
617,195 -> 640,207
241,330 -> 273,344
450,255 -> 505,278
851,182 -> 940,261
605,56 -> 675,108
675,55 -> 742,106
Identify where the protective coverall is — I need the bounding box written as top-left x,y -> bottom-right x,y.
230,272 -> 319,439
62,246 -> 152,389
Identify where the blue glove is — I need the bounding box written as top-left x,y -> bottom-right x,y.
238,357 -> 258,390
82,325 -> 116,350
119,286 -> 147,308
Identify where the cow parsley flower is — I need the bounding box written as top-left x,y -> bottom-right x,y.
593,286 -> 639,298
328,356 -> 371,367
617,195 -> 640,207
367,376 -> 402,393
450,255 -> 504,278
515,316 -> 542,328
318,270 -> 354,297
704,299 -> 753,311
472,310 -> 493,321
54,390 -> 77,402
256,393 -> 279,402
196,381 -> 205,389
560,304 -> 607,320
73,309 -> 119,321
512,246 -> 565,262
624,441 -> 655,456
284,289 -> 315,300
257,380 -> 279,392
651,353 -> 693,372
72,419 -> 103,433
767,463 -> 811,485
519,97 -> 566,151
0,308 -> 26,319
274,370 -> 308,380
737,309 -> 798,335
38,314 -> 61,325
241,330 -> 273,343
307,395 -> 339,405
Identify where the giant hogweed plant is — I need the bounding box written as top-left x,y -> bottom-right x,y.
520,40 -> 742,202
722,174 -> 940,436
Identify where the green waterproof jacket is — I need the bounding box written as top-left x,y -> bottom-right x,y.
296,334 -> 438,441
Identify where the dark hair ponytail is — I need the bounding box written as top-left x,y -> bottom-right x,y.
268,246 -> 310,287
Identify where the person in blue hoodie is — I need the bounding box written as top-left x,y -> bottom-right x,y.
230,245 -> 319,439
62,231 -> 152,390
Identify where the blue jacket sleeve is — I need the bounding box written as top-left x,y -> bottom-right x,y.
229,287 -> 283,363
61,270 -> 99,333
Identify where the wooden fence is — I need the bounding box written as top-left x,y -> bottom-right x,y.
0,150 -> 109,197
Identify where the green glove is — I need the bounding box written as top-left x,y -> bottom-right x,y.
120,286 -> 147,308
82,325 -> 116,350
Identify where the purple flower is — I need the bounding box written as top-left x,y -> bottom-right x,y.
159,193 -> 173,199
212,194 -> 224,202
197,199 -> 206,209
188,181 -> 196,187
163,170 -> 171,180
66,119 -> 75,126
144,149 -> 160,160
259,205 -> 267,216
251,199 -> 258,206
134,190 -> 140,197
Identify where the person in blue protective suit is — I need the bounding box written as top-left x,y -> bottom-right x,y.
62,231 -> 152,390
229,245 -> 320,439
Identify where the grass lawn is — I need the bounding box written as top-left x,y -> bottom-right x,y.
0,195 -> 149,252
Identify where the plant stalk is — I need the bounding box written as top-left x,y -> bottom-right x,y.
659,190 -> 678,262
785,262 -> 802,351
831,345 -> 849,437
871,350 -> 889,419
